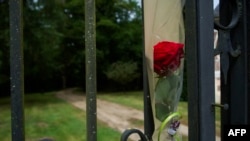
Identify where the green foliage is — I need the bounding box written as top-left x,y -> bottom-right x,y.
98,91 -> 143,110
1,0 -> 144,93
0,1 -> 10,87
95,1 -> 142,59
105,61 -> 140,87
23,1 -> 66,92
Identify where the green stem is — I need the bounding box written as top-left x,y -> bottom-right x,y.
158,112 -> 182,141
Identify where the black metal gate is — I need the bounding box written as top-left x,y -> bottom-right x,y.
8,0 -> 250,141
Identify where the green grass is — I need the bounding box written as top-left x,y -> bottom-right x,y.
97,91 -> 189,141
1,90 -> 220,141
98,91 -> 144,110
0,93 -> 121,141
98,91 -> 221,137
97,91 -> 188,122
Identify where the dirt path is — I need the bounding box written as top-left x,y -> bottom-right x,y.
56,88 -> 220,141
55,88 -> 144,140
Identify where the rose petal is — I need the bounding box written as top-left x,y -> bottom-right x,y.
153,41 -> 184,76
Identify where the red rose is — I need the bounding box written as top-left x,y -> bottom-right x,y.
154,41 -> 184,76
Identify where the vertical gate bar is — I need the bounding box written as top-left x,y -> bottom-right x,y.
185,0 -> 215,141
227,0 -> 249,124
9,0 -> 25,141
185,0 -> 200,141
230,0 -> 247,123
220,1 -> 250,140
185,0 -> 199,140
85,0 -> 97,141
247,0 -> 250,122
197,0 -> 216,139
219,1 -> 231,139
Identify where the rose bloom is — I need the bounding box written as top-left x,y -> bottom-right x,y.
154,41 -> 184,77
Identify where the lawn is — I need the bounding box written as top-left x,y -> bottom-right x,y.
1,90 -> 220,141
98,91 -> 188,124
0,93 -> 121,141
98,91 -> 221,137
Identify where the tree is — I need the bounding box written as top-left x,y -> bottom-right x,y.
55,0 -> 85,89
23,0 -> 65,92
95,0 -> 143,90
1,0 -> 144,93
0,1 -> 10,95
105,61 -> 140,91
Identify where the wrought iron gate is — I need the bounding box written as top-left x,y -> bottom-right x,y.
8,0 -> 250,141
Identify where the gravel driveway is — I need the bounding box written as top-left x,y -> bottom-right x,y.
55,88 -> 221,141
56,88 -> 144,140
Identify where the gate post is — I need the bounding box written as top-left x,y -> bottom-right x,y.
185,0 -> 215,141
219,0 -> 250,140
